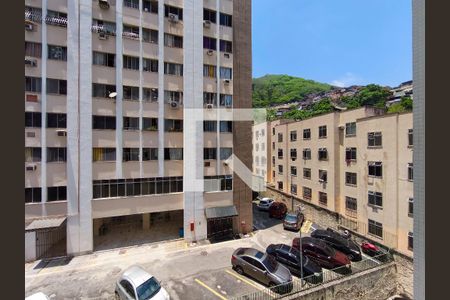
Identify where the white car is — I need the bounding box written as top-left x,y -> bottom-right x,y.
25,293 -> 50,300
115,266 -> 170,300
257,198 -> 274,211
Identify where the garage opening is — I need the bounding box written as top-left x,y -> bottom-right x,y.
93,210 -> 183,251
206,205 -> 238,243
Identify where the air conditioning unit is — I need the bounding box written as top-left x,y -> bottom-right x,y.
169,101 -> 179,109
204,161 -> 211,167
57,129 -> 67,137
25,22 -> 34,31
26,164 -> 37,171
98,31 -> 108,40
25,58 -> 37,67
203,20 -> 211,28
26,132 -> 36,138
168,13 -> 179,23
205,103 -> 214,109
207,49 -> 214,56
223,79 -> 231,85
99,0 -> 110,9
26,94 -> 39,102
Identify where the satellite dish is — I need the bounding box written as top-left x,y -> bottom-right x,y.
108,92 -> 117,98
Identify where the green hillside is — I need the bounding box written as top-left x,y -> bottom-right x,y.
252,74 -> 333,107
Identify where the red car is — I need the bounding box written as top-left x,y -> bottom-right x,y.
292,237 -> 351,270
269,202 -> 288,219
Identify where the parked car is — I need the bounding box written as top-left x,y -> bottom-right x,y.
311,229 -> 362,261
115,265 -> 170,300
266,244 -> 323,284
231,247 -> 293,293
269,202 -> 288,219
292,237 -> 351,271
283,212 -> 304,231
257,198 -> 274,211
25,293 -> 50,300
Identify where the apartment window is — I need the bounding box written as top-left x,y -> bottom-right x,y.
345,122 -> 356,137
123,117 -> 139,130
220,94 -> 233,107
93,115 -> 116,130
203,8 -> 217,23
165,119 -> 183,132
203,121 -> 217,132
290,131 -> 297,141
368,162 -> 382,177
408,197 -> 414,217
278,133 -> 283,142
290,148 -> 297,160
368,132 -> 382,147
93,51 -> 115,67
204,148 -> 217,160
47,45 -> 67,61
143,88 -> 158,101
123,148 -> 140,161
278,165 -> 283,174
164,90 -> 182,103
291,166 -> 297,176
303,187 -> 312,200
164,5 -> 183,20
318,148 -> 328,161
278,181 -> 283,190
143,1 -> 158,13
143,58 -> 158,72
25,147 -> 41,162
220,121 -> 232,133
164,148 -> 183,160
93,148 -> 116,161
345,197 -> 357,212
25,41 -> 42,58
203,64 -> 217,78
25,76 -> 42,93
143,148 -> 158,161
408,232 -> 413,250
319,192 -> 327,206
345,172 -> 357,186
278,149 -> 283,159
303,128 -> 311,140
319,170 -> 327,183
291,184 -> 297,195
368,191 -> 383,207
220,40 -> 233,53
272,142 -> 275,150
124,0 -> 139,9
255,143 -> 259,151
408,129 -> 413,147
220,148 -> 232,160
272,156 -> 275,166
220,67 -> 232,79
122,86 -> 139,100
272,128 -> 275,135
25,112 -> 42,128
368,219 -> 383,238
203,36 -> 217,50
47,113 -> 66,128
142,118 -> 158,131
92,83 -> 115,98
345,147 -> 357,161
25,6 -> 42,22
204,175 -> 233,192
46,79 -> 67,95
164,33 -> 183,48
46,10 -> 67,27
318,126 -> 327,138
25,187 -> 42,203
220,13 -> 232,27
303,148 -> 311,160
203,92 -> 217,106
164,62 -> 183,76
408,163 -> 414,181
123,55 -> 139,70
123,24 -> 139,39
47,147 -> 67,162
92,19 -> 116,35
303,168 -> 311,179
142,28 -> 158,43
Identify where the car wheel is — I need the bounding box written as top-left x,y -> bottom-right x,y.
235,266 -> 244,275
348,254 -> 354,261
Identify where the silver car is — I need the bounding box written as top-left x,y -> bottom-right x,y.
115,266 -> 170,300
257,198 -> 274,211
231,248 -> 293,293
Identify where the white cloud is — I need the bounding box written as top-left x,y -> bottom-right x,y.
330,72 -> 364,87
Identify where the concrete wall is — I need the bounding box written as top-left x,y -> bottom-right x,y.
25,231 -> 36,262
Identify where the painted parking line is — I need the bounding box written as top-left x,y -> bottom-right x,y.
301,220 -> 312,233
224,270 -> 275,298
194,278 -> 228,300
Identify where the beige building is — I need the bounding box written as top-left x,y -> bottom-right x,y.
25,0 -> 252,261
255,107 -> 413,256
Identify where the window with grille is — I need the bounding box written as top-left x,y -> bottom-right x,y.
408,163 -> 413,181
303,148 -> 311,160
48,45 -> 67,61
318,125 -> 327,138
123,55 -> 139,70
319,192 -> 327,205
142,28 -> 158,43
290,131 -> 297,141
278,133 -> 283,143
368,132 -> 382,147
164,33 -> 183,48
303,128 -> 311,139
278,149 -> 283,159
290,149 -> 297,160
278,165 -> 283,174
47,147 -> 67,162
318,148 -> 328,160
303,187 -> 312,200
368,161 -> 382,177
25,41 -> 42,58
303,168 -> 311,179
368,219 -> 383,238
345,196 -> 357,212
345,147 -> 357,161
345,172 -> 357,186
345,122 -> 356,137
368,191 -> 383,207
408,198 -> 413,217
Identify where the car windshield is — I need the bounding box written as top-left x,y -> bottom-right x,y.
285,214 -> 297,222
262,255 -> 278,273
136,277 -> 161,300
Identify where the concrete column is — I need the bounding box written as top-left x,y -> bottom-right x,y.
142,213 -> 151,230
93,219 -> 103,237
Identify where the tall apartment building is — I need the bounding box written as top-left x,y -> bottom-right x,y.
25,0 -> 252,261
255,107 -> 414,256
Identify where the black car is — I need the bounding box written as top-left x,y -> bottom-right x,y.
311,229 -> 362,261
266,244 -> 323,284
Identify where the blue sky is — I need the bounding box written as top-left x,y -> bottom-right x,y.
252,0 -> 412,87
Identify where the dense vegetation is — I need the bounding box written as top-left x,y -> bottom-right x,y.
387,96 -> 413,113
252,74 -> 332,108
341,84 -> 392,109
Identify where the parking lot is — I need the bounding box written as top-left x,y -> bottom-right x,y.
25,202 -> 381,299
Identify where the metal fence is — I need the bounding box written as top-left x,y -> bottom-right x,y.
230,252 -> 392,300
